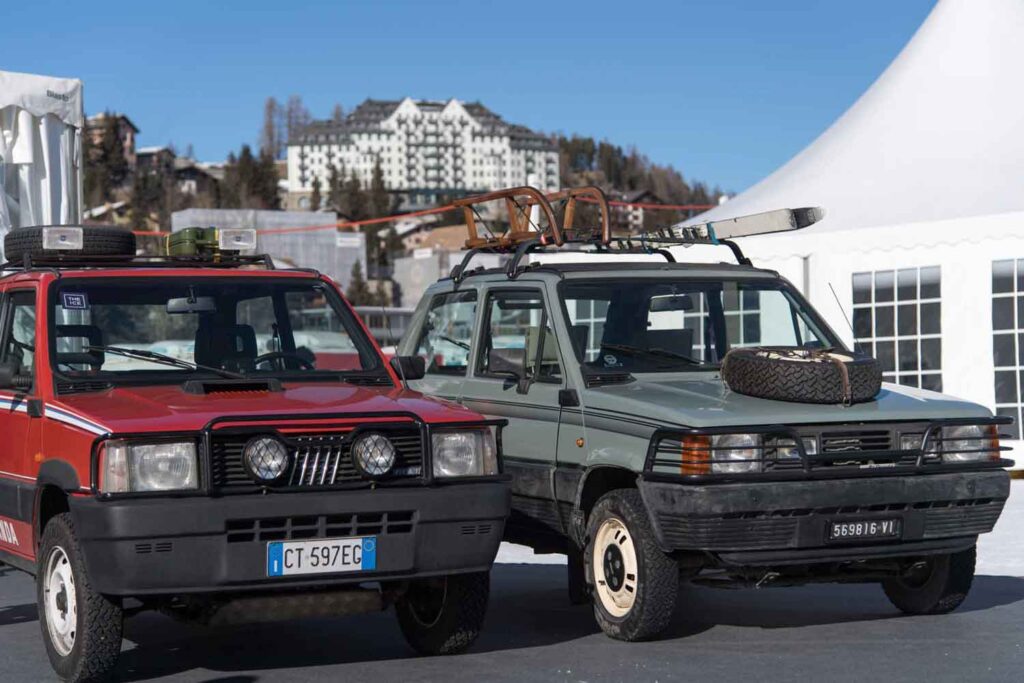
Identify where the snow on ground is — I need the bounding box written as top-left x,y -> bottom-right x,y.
496,480 -> 1024,576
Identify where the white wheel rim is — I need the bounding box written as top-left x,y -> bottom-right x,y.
592,517 -> 639,618
43,546 -> 78,656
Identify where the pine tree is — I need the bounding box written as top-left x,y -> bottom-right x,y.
341,170 -> 368,221
346,261 -> 374,305
327,164 -> 343,213
101,114 -> 130,191
220,144 -> 278,209
368,159 -> 389,218
310,176 -> 322,211
373,278 -> 389,307
255,148 -> 280,209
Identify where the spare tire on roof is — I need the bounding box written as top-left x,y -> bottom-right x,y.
3,225 -> 136,263
721,347 -> 882,405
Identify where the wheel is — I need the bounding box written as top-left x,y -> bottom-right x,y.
395,572 -> 489,655
567,542 -> 589,605
882,546 -> 976,615
37,513 -> 123,682
4,225 -> 136,262
721,347 -> 881,404
585,490 -> 678,641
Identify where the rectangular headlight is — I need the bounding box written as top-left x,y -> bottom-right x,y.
431,428 -> 498,478
938,425 -> 999,463
710,433 -> 763,473
100,440 -> 199,493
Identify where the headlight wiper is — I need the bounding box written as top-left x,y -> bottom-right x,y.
86,345 -> 245,379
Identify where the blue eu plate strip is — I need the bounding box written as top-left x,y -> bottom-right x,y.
362,537 -> 377,571
267,542 -> 284,577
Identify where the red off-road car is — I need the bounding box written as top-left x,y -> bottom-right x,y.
0,226 -> 508,682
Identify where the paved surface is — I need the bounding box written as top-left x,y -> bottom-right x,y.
3,483 -> 1022,681
2,561 -> 1023,682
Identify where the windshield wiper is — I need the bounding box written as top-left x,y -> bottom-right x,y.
602,343 -> 703,366
86,345 -> 245,379
438,334 -> 470,350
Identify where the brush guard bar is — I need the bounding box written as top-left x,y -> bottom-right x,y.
643,416 -> 1014,483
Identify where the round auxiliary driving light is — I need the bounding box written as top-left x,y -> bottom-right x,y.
243,436 -> 290,483
351,432 -> 397,478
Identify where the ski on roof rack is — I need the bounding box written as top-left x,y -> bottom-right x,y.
448,185 -> 824,280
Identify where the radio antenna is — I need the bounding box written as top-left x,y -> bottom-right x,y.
828,281 -> 860,352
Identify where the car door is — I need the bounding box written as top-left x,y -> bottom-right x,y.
459,285 -> 568,533
0,288 -> 43,558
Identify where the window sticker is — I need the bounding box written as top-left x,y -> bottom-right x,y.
61,292 -> 89,310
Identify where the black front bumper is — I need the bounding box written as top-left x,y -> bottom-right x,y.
639,470 -> 1009,566
70,482 -> 510,596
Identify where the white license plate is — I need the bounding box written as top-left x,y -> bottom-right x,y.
266,536 -> 377,577
828,518 -> 901,542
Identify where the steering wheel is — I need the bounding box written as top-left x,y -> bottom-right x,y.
254,351 -> 315,371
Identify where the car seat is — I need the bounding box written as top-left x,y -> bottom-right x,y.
194,321 -> 258,371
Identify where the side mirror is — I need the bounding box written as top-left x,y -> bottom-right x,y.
0,362 -> 14,389
0,362 -> 30,391
390,355 -> 426,381
488,348 -> 529,392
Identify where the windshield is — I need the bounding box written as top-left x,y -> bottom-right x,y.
50,277 -> 382,384
562,278 -> 836,373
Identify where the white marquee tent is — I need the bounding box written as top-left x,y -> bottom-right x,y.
689,0 -> 1024,453
0,70 -> 84,254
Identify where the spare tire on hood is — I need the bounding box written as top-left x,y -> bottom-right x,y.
721,347 -> 882,405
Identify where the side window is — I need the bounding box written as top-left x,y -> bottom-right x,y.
415,290 -> 477,376
1,291 -> 37,378
478,290 -> 561,382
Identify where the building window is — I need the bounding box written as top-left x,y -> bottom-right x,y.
852,267 -> 941,390
992,259 -> 1023,438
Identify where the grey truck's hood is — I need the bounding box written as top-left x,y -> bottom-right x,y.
583,374 -> 991,429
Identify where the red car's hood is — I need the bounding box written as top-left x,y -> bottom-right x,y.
53,382 -> 480,434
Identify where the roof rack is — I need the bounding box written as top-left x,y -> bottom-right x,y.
1,252 -> 276,274
448,185 -> 824,282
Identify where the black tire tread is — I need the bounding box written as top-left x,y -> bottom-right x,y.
38,512 -> 123,682
396,572 -> 489,655
722,347 -> 881,404
5,226 -> 136,262
882,546 -> 976,615
585,489 -> 678,641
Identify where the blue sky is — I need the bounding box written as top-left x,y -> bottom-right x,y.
5,0 -> 935,192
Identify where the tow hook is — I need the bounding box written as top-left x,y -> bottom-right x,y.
755,571 -> 780,589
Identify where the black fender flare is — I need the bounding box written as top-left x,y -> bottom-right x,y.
570,464 -> 640,546
37,460 -> 81,492
32,460 -> 82,548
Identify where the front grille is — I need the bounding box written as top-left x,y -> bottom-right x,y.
821,430 -> 892,453
652,423 -> 941,476
226,511 -> 416,543
210,428 -> 424,491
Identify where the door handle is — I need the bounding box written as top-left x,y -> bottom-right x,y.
558,389 -> 580,407
27,398 -> 44,418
